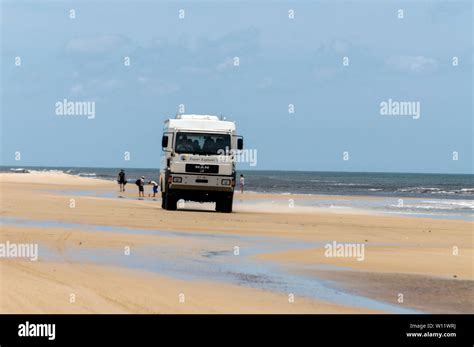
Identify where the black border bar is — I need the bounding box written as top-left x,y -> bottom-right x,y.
0,314 -> 472,346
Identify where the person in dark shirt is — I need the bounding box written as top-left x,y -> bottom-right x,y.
137,176 -> 145,198
117,170 -> 126,192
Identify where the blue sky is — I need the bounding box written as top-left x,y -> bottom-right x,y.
1,0 -> 472,173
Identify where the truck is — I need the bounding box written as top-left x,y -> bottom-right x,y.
160,114 -> 243,212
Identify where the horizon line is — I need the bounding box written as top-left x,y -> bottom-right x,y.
1,164 -> 472,176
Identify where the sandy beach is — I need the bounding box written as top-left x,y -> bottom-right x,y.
0,171 -> 472,313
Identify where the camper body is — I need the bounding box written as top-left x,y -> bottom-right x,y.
160,114 -> 243,212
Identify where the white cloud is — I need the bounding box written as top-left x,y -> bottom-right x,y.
256,77 -> 273,89
216,57 -> 235,71
150,81 -> 180,95
68,79 -> 125,97
137,76 -> 148,84
65,35 -> 129,54
179,66 -> 210,76
386,55 -> 437,72
331,39 -> 351,54
313,67 -> 342,81
99,79 -> 125,89
70,84 -> 84,94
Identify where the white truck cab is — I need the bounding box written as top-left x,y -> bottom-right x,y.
160,114 -> 243,212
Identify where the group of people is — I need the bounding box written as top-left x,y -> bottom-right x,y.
175,135 -> 230,155
117,170 -> 245,197
117,170 -> 159,198
175,136 -> 200,153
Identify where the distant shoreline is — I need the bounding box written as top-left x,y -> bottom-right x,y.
1,171 -> 472,221
1,165 -> 473,176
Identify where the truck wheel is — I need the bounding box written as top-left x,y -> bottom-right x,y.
165,192 -> 177,210
215,198 -> 223,212
216,193 -> 233,213
161,192 -> 166,209
222,195 -> 233,213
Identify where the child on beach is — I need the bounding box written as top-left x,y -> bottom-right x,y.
117,170 -> 126,192
239,174 -> 245,194
149,180 -> 158,198
136,176 -> 145,198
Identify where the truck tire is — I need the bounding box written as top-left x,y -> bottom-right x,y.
215,199 -> 222,212
161,192 -> 166,209
223,194 -> 233,213
165,191 -> 177,210
216,193 -> 233,213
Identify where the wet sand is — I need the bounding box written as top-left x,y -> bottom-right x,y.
0,171 -> 472,313
304,270 -> 473,314
3,259 -> 372,314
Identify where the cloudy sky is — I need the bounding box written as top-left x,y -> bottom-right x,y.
1,0 -> 472,173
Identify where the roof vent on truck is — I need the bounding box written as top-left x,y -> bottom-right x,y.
176,114 -> 220,121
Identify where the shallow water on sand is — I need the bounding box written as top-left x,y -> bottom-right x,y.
2,216 -> 419,313
53,189 -> 473,221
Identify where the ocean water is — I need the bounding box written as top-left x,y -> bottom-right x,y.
2,166 -> 473,220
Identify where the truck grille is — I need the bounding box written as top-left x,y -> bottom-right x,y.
185,164 -> 219,174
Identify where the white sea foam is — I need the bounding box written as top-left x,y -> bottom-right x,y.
421,200 -> 474,209
9,168 -> 29,173
397,187 -> 441,192
389,199 -> 474,211
28,169 -> 64,174
78,173 -> 96,177
328,205 -> 351,209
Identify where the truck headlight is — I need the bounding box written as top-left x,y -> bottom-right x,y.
221,179 -> 231,186
173,177 -> 182,183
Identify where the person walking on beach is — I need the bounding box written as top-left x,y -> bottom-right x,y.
239,174 -> 245,194
117,169 -> 127,192
136,176 -> 145,198
149,180 -> 158,198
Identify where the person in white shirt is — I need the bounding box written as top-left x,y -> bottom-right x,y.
239,174 -> 245,194
149,180 -> 159,198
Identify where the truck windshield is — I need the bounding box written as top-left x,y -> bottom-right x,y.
175,132 -> 231,155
